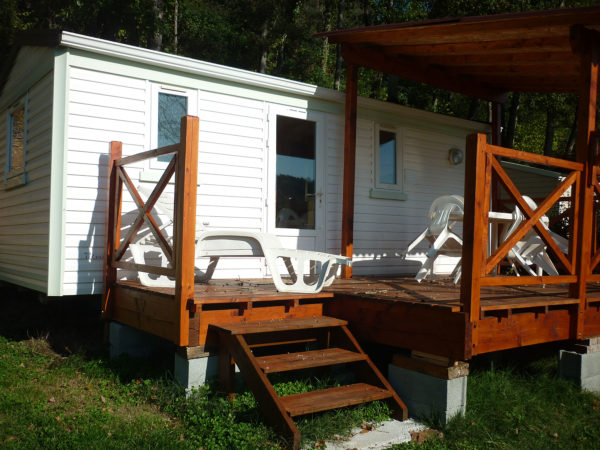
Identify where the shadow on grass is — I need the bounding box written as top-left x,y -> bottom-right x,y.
0,286 -> 177,383
0,286 -> 105,356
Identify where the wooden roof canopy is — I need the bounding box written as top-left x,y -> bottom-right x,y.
316,5 -> 600,102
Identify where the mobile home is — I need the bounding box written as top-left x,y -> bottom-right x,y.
1,30 -> 493,296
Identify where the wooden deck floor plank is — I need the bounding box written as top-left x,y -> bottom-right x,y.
118,277 -> 600,313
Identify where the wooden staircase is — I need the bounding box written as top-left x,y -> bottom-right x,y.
212,316 -> 407,449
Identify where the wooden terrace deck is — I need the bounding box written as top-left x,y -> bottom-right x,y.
102,116 -> 600,364
111,276 -> 600,361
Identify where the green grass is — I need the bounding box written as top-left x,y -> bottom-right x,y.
0,291 -> 391,448
3,291 -> 600,449
0,335 -> 391,449
395,353 -> 600,449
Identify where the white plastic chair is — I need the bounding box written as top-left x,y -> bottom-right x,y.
500,196 -> 568,276
128,184 -> 351,293
402,195 -> 464,283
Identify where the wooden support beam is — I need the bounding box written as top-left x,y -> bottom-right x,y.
380,37 -> 567,57
341,63 -> 358,278
569,33 -> 599,339
342,44 -> 507,103
460,133 -> 490,353
101,141 -> 122,319
328,9 -> 600,46
417,51 -> 575,67
174,116 -> 199,346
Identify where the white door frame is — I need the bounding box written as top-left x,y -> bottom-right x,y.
266,104 -> 326,251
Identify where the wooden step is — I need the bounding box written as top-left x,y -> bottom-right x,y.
256,348 -> 367,373
280,383 -> 393,417
214,316 -> 347,335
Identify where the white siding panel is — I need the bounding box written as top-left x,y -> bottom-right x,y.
63,71 -> 271,291
2,47 -> 53,103
64,67 -> 148,294
69,77 -> 146,100
194,93 -> 267,278
0,69 -> 53,292
501,163 -> 561,202
325,115 -> 471,277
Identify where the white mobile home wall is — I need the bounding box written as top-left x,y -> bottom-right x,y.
0,46 -> 55,292
0,32 -> 490,296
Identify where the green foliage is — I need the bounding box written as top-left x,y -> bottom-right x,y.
3,0 -> 600,155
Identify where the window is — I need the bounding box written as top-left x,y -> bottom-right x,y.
4,98 -> 27,188
378,130 -> 397,185
275,115 -> 316,229
157,92 -> 187,162
149,85 -> 196,169
371,125 -> 406,200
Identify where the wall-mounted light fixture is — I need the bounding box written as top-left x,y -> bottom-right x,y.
448,147 -> 464,165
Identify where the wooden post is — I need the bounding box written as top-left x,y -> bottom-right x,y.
569,30 -> 599,338
341,62 -> 358,278
173,116 -> 199,347
460,133 -> 490,353
101,141 -> 122,319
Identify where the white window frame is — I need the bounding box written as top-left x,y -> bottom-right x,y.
4,95 -> 28,189
371,124 -> 406,200
149,84 -> 198,170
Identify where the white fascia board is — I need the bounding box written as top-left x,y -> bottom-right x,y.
59,31 -> 318,97
59,31 -> 490,134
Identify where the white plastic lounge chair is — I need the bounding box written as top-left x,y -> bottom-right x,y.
500,196 -> 568,276
401,195 -> 464,283
128,185 -> 351,293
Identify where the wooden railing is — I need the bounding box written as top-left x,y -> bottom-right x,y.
460,133 -> 585,321
101,116 -> 199,347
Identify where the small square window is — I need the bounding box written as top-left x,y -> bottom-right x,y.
148,85 -> 196,172
378,130 -> 397,185
157,92 -> 188,162
371,125 -> 406,201
4,99 -> 27,189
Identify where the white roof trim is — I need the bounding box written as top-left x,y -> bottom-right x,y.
60,31 -> 318,96
59,31 -> 489,132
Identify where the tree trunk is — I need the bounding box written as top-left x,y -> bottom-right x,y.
322,14 -> 330,75
173,0 -> 178,54
259,18 -> 269,74
362,0 -> 370,26
150,0 -> 164,51
503,92 -> 520,148
566,104 -> 578,157
467,98 -> 480,120
387,75 -> 398,103
543,107 -> 556,156
333,0 -> 344,90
